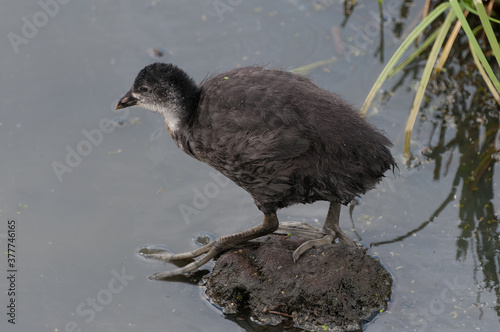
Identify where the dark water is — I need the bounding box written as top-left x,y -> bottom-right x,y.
1,1 -> 498,331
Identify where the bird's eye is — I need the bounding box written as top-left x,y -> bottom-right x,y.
138,86 -> 149,93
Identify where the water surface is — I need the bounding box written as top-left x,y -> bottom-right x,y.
0,1 -> 498,331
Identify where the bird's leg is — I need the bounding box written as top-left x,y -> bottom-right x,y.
147,213 -> 279,279
292,202 -> 355,261
322,201 -> 355,246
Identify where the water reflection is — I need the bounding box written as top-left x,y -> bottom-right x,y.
360,0 -> 500,317
372,50 -> 500,317
423,68 -> 499,315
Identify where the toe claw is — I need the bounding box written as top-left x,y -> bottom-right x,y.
292,234 -> 335,262
149,246 -> 221,279
149,271 -> 175,280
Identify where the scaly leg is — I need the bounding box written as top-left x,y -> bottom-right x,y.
146,213 -> 279,279
323,201 -> 355,246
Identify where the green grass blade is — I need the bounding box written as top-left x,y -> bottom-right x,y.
404,9 -> 457,157
450,0 -> 500,93
436,12 -> 467,72
461,0 -> 500,24
474,0 -> 500,66
290,57 -> 338,75
360,2 -> 451,115
388,28 -> 441,78
469,38 -> 500,105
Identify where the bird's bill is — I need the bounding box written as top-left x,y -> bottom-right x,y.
115,90 -> 137,109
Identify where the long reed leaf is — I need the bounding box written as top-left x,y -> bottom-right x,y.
436,12 -> 468,72
474,0 -> 500,66
450,0 -> 500,93
404,9 -> 457,157
360,2 -> 451,115
461,0 -> 500,24
290,57 -> 338,75
389,28 -> 441,78
469,38 -> 500,105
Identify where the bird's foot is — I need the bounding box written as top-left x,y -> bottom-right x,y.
139,242 -> 218,279
140,213 -> 280,280
140,242 -> 214,262
330,223 -> 356,247
148,249 -> 218,280
276,221 -> 326,239
292,233 -> 336,262
277,222 -> 356,262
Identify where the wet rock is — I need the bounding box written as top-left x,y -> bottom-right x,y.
205,234 -> 392,331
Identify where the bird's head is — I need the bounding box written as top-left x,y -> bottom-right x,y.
116,63 -> 199,133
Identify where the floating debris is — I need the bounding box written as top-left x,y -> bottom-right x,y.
148,47 -> 164,58
129,117 -> 142,125
107,149 -> 122,155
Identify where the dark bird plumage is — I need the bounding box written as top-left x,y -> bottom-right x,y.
116,63 -> 396,279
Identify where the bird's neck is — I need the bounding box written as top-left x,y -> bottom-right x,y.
159,87 -> 200,135
159,104 -> 182,134
160,89 -> 200,158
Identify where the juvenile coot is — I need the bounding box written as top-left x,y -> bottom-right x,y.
116,63 -> 396,279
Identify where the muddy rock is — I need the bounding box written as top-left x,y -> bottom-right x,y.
205,234 -> 392,331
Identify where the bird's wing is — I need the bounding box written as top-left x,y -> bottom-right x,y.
197,75 -> 314,161
194,111 -> 311,164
